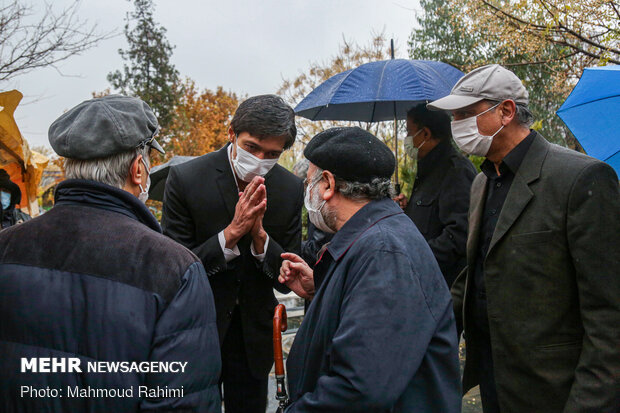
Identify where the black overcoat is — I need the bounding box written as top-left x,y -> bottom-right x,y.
404,139 -> 476,287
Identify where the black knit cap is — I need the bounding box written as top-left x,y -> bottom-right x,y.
304,127 -> 395,183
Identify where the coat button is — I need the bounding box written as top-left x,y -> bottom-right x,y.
227,310 -> 233,318
416,200 -> 422,206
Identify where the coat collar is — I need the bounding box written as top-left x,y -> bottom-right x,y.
213,144 -> 239,220
487,131 -> 549,252
417,139 -> 453,178
54,179 -> 162,233
326,197 -> 403,262
467,131 -> 549,261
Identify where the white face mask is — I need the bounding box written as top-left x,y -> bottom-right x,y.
304,178 -> 335,234
138,158 -> 151,204
232,141 -> 279,182
451,103 -> 504,157
404,129 -> 427,160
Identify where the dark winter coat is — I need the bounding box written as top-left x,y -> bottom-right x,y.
0,179 -> 222,412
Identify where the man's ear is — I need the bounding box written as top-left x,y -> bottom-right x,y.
128,155 -> 144,186
228,127 -> 236,143
422,126 -> 433,141
322,170 -> 336,201
500,100 -> 517,125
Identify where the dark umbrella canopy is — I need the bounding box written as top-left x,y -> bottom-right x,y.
148,156 -> 196,201
294,59 -> 464,121
556,65 -> 620,175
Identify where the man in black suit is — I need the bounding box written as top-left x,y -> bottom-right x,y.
394,104 -> 476,288
162,95 -> 303,413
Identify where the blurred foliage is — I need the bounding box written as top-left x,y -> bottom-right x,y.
163,79 -> 239,161
408,0 -> 595,149
278,33 -> 402,160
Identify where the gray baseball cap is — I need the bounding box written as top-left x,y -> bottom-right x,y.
49,95 -> 165,160
428,64 -> 529,111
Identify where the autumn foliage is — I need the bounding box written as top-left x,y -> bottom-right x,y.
163,80 -> 239,159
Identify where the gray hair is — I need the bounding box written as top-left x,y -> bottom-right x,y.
64,146 -> 150,189
310,167 -> 395,202
515,103 -> 534,128
293,158 -> 310,178
486,99 -> 534,128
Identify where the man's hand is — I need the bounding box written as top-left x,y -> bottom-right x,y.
279,252 -> 315,299
223,176 -> 266,249
393,193 -> 407,209
250,198 -> 268,254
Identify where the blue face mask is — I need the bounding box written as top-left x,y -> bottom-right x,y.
1,191 -> 11,210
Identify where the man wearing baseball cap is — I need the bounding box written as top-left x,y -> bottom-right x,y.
429,64 -> 620,412
0,95 -> 222,412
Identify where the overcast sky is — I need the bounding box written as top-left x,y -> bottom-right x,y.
6,0 -> 419,150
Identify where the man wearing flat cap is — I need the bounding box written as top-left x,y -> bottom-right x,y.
428,64 -> 620,413
278,127 -> 461,413
0,95 -> 222,412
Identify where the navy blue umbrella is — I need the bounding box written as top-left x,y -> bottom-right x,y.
294,58 -> 463,191
557,65 -> 620,175
294,59 -> 464,122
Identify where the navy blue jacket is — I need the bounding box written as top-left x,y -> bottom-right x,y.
0,179 -> 221,412
286,198 -> 461,412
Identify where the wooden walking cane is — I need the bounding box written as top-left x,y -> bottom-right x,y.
273,304 -> 290,412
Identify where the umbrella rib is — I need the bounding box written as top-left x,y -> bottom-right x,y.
374,60 -> 391,103
558,94 -> 620,112
602,147 -> 620,162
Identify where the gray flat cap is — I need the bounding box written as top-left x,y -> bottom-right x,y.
428,64 -> 529,111
49,95 -> 165,160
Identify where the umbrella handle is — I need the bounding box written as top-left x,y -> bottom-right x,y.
273,304 -> 290,410
273,304 -> 288,376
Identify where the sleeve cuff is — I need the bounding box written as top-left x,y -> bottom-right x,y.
218,230 -> 240,263
251,234 -> 269,262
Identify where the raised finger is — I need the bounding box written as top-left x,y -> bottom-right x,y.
281,252 -> 304,264
249,199 -> 267,216
249,184 -> 266,206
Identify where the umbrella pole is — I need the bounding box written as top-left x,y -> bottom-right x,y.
390,39 -> 400,194
393,115 -> 400,194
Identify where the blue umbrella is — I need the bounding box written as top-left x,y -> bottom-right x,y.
294,59 -> 464,122
557,65 -> 620,175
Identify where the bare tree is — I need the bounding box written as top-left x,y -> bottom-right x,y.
0,0 -> 110,82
